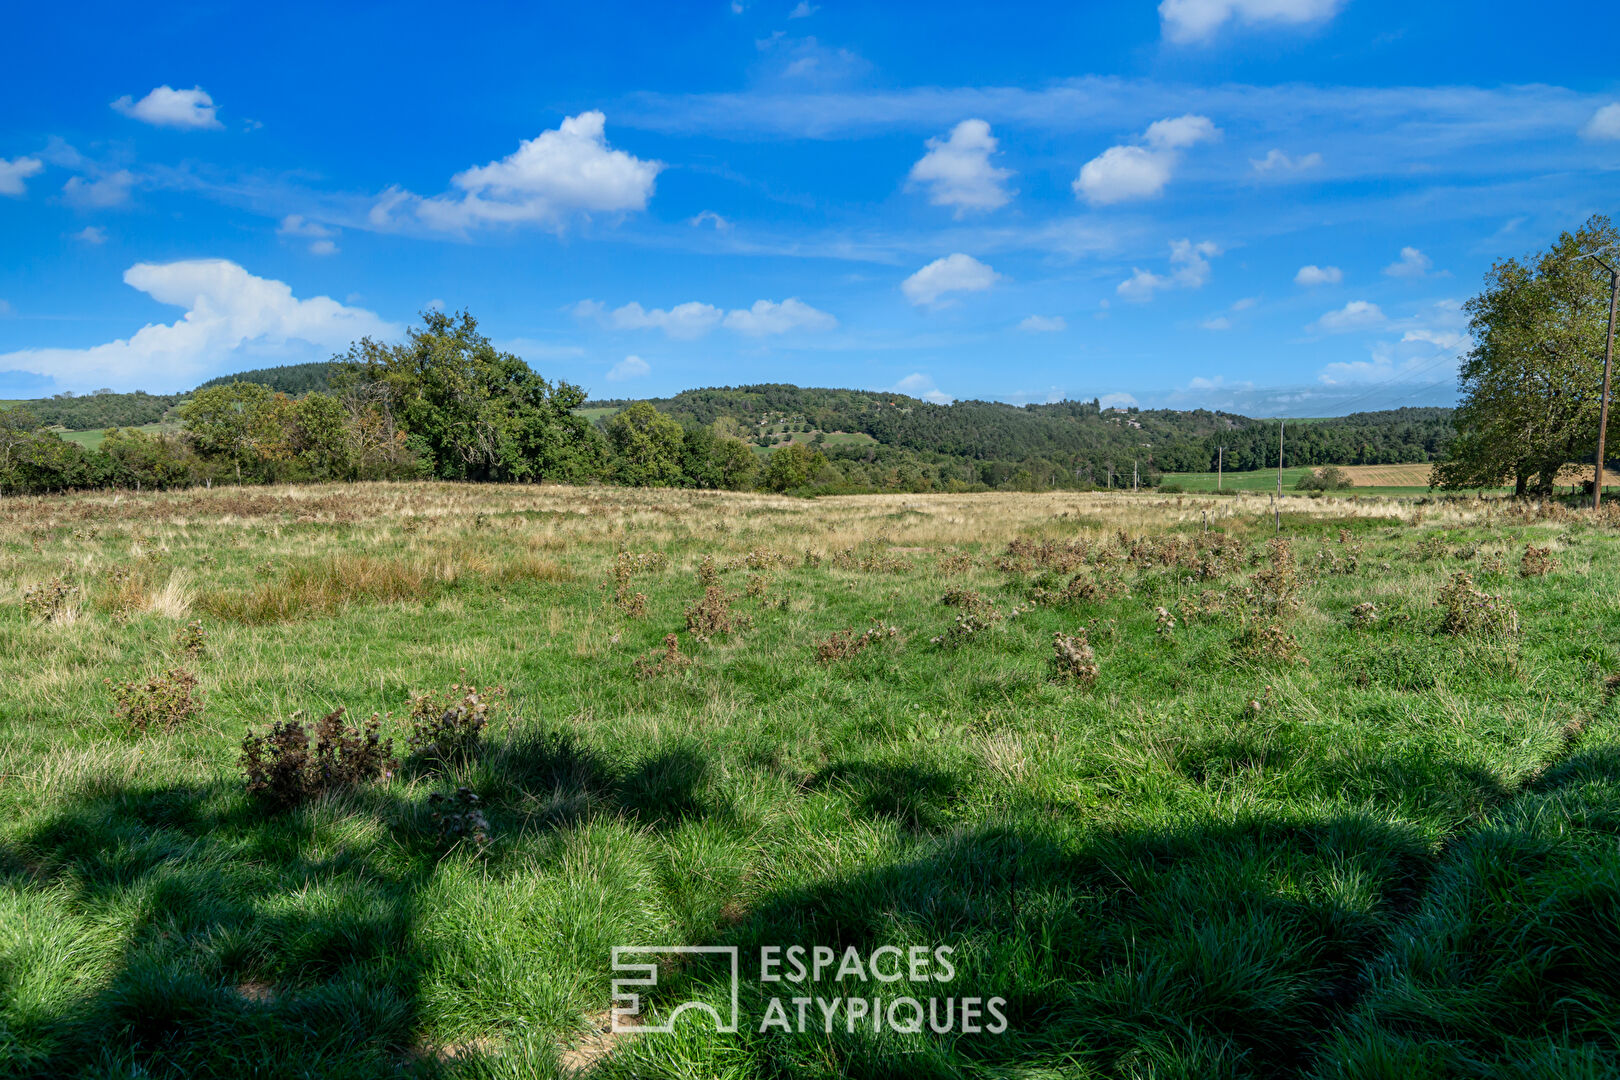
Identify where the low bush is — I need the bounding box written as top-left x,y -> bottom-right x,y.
634,633 -> 693,678
1051,631 -> 1099,684
814,622 -> 900,664
108,667 -> 201,733
407,682 -> 505,767
428,787 -> 493,850
1519,544 -> 1557,578
1437,571 -> 1520,636
686,585 -> 749,641
22,576 -> 76,622
241,708 -> 396,810
174,619 -> 207,658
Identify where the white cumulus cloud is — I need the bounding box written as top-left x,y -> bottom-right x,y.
1312,300 -> 1386,333
1117,239 -> 1221,302
1073,114 -> 1219,205
1582,103 -> 1620,141
907,119 -> 1014,217
606,301 -> 725,340
1295,264 -> 1342,286
73,226 -> 107,245
1018,315 -> 1067,333
902,253 -> 999,307
0,156 -> 44,197
375,112 -> 662,232
111,86 -> 222,130
1159,0 -> 1344,44
0,260 -> 397,392
723,298 -> 837,335
891,373 -> 953,405
1384,246 -> 1433,278
606,355 -> 651,382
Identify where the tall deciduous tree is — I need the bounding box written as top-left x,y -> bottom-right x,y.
606,401 -> 685,486
1436,215 -> 1620,496
345,310 -> 602,482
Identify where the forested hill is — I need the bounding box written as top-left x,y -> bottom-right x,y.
587,385 -> 1454,476
195,361 -> 338,395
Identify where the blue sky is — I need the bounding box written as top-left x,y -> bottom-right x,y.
2,0 -> 1618,415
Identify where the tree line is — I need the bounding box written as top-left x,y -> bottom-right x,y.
1,308 -> 1462,498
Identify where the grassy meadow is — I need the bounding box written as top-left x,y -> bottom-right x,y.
2,483 -> 1618,1077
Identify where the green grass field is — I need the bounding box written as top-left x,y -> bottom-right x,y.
51,423 -> 176,451
1166,464 -> 1475,497
3,484 -> 1618,1077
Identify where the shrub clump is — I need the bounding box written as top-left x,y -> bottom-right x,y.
685,585 -> 750,641
428,787 -> 493,850
1437,571 -> 1520,637
1051,631 -> 1099,685
1234,622 -> 1305,665
22,577 -> 76,622
1519,544 -> 1557,578
814,622 -> 900,664
407,682 -> 505,767
175,619 -> 207,658
1249,538 -> 1301,616
241,708 -> 396,810
1349,602 -> 1379,629
634,634 -> 693,678
108,667 -> 201,733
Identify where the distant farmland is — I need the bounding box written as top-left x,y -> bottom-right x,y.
1168,462 -> 1440,493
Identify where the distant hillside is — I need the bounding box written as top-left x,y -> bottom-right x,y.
2,390 -> 182,430
583,385 -> 1454,480
194,361 -> 339,395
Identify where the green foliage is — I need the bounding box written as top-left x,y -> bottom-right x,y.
195,361 -> 338,395
762,441 -> 827,491
5,390 -> 180,429
605,401 -> 684,486
1296,465 -> 1355,491
108,668 -> 201,733
1437,213 -> 1620,495
347,310 -> 601,482
179,382 -> 297,483
101,427 -> 196,489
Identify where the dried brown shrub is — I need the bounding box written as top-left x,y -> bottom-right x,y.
241,708 -> 396,810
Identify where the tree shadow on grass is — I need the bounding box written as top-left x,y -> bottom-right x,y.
0,781 -> 446,1078
0,725 -> 746,1079
590,807 -> 1440,1080
803,761 -> 963,833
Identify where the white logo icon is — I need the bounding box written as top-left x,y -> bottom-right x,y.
611,946 -> 740,1034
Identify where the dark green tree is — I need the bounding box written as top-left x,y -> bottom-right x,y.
1436,215 -> 1620,496
347,310 -> 602,482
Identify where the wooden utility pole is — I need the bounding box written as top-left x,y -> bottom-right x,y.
1133,460 -> 1138,491
1217,446 -> 1225,491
